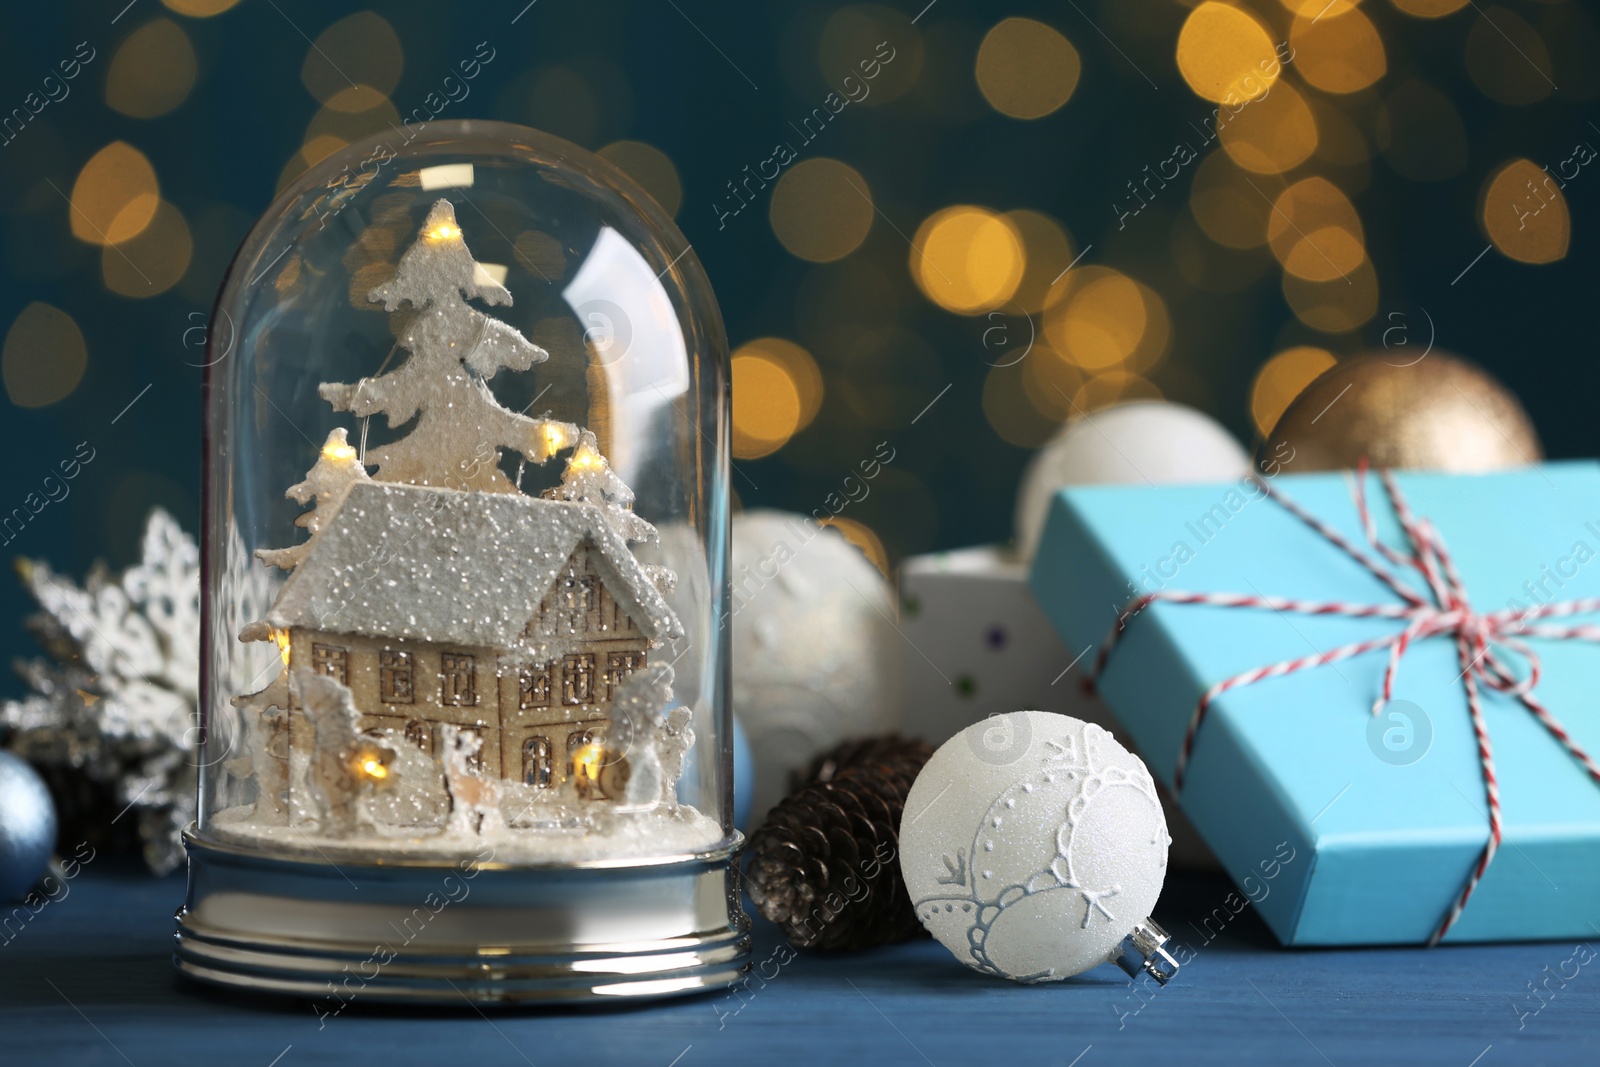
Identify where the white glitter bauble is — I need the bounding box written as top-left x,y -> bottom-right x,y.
900,711 -> 1170,983
731,511 -> 903,816
1015,401 -> 1250,560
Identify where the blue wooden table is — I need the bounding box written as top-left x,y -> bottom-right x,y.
3,862 -> 1594,1066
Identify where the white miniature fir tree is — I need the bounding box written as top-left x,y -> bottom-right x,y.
544,430 -> 658,545
255,427 -> 370,571
319,199 -> 580,493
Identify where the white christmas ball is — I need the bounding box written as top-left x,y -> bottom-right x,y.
900,710 -> 1169,983
731,511 -> 903,816
1015,401 -> 1250,560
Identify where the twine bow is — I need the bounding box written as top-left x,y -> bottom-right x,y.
1089,461 -> 1600,944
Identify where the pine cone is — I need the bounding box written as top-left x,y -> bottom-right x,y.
746,735 -> 934,951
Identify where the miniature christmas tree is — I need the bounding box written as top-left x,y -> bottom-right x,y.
256,428 -> 371,571
227,670 -> 290,823
318,199 -> 580,493
298,672 -> 397,838
544,430 -> 658,545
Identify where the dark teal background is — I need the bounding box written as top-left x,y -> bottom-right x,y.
1,0 -> 1596,699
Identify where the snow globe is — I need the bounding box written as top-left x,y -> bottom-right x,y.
174,121 -> 746,1003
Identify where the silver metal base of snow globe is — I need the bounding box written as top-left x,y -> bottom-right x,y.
174,831 -> 751,1005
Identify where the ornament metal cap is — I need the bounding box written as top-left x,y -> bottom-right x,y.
1114,918 -> 1179,985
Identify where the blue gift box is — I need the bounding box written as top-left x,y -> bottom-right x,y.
1029,462 -> 1600,945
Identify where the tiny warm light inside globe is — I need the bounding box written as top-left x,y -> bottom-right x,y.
270,628 -> 291,666
567,443 -> 606,473
572,742 -> 605,784
321,439 -> 358,463
426,222 -> 462,242
352,750 -> 389,781
543,423 -> 569,453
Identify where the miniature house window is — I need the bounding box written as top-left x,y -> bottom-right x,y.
519,665 -> 552,709
523,736 -> 553,789
380,649 -> 415,704
557,574 -> 599,632
606,651 -> 646,696
404,720 -> 433,755
311,642 -> 348,684
440,653 -> 478,707
573,575 -> 599,613
568,726 -> 602,752
562,653 -> 596,705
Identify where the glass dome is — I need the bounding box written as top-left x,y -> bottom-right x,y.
195,121 -> 732,867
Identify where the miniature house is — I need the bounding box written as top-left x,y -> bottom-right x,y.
261,480 -> 682,792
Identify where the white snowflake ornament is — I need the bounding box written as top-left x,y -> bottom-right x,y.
900,711 -> 1179,985
1,509 -> 201,874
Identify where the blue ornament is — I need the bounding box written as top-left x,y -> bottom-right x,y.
0,752 -> 56,903
732,714 -> 754,832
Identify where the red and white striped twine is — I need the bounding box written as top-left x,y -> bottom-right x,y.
1086,460 -> 1600,945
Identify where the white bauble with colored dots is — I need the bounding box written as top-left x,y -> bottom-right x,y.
1015,401 -> 1250,560
900,710 -> 1169,983
731,511 -> 903,817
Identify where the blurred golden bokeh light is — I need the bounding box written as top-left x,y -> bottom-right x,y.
1219,80 -> 1319,174
1171,214 -> 1273,294
1268,178 -> 1366,282
301,12 -> 403,105
1073,371 -> 1162,416
818,6 -> 921,106
1125,281 -> 1172,375
1278,0 -> 1356,17
103,199 -> 192,297
1282,227 -> 1366,282
770,158 -> 875,263
732,351 -> 804,458
306,92 -> 402,148
1177,3 -> 1280,104
514,230 -> 567,281
3,302 -> 87,408
1042,267 -> 1162,373
1292,8 -> 1386,94
161,0 -> 243,14
1376,81 -> 1469,182
277,93 -> 403,191
1283,258 -> 1379,332
597,141 -> 683,217
1390,0 -> 1470,18
1250,346 -> 1337,436
1307,98 -> 1373,193
1465,7 -> 1555,105
734,338 -> 824,430
1482,158 -> 1569,265
323,84 -> 390,114
1022,342 -> 1087,423
69,142 -> 160,246
911,206 -> 1024,315
1189,152 -> 1285,249
300,135 -> 348,169
1004,209 -> 1075,313
975,17 -> 1081,120
106,18 -> 197,118
984,360 -> 1060,448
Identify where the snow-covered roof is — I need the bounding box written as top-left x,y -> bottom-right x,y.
265,482 -> 682,653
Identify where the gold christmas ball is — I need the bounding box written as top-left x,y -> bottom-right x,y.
1261,352 -> 1542,472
